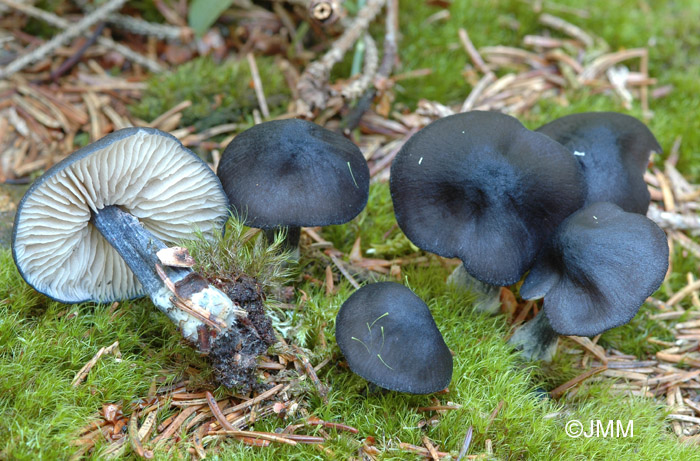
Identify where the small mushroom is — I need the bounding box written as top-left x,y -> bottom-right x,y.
536,111 -> 662,214
12,127 -> 250,384
217,119 -> 369,254
510,202 -> 668,360
335,282 -> 453,394
390,111 -> 586,287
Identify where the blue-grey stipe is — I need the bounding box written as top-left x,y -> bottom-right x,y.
508,311 -> 559,362
91,205 -> 241,345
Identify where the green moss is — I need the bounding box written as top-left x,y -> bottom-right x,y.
129,56 -> 291,131
0,251 -> 199,458
4,0 -> 700,458
1,183 -> 696,459
182,215 -> 295,294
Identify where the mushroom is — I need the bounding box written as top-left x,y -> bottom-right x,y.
12,127 -> 250,383
335,282 -> 453,394
536,111 -> 662,214
509,202 -> 668,360
390,111 -> 586,290
217,119 -> 369,255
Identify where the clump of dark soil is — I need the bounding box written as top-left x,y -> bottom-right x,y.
207,274 -> 277,391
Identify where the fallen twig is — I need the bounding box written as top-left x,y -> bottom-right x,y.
128,410 -> 153,458
50,22 -> 106,81
458,28 -> 492,76
539,13 -> 594,48
247,53 -> 270,119
306,415 -> 359,434
550,366 -> 608,399
341,34 -> 379,99
106,13 -> 190,41
647,203 -> 700,231
296,0 -> 386,114
0,0 -> 163,73
206,391 -> 236,431
0,0 -> 127,79
72,340 -> 121,386
209,429 -> 298,446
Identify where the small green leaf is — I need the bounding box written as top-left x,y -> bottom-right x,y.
188,0 -> 235,37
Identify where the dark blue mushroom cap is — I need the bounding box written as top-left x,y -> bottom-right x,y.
335,282 -> 453,394
521,202 -> 668,336
217,119 -> 369,229
390,111 -> 586,286
536,112 -> 661,214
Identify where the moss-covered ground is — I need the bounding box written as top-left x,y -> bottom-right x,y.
2,0 -> 700,459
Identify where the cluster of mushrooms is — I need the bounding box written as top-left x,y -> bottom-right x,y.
12,110 -> 667,394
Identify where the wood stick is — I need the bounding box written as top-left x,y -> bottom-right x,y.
0,0 -> 127,79
247,53 -> 270,119
147,100 -> 191,129
329,254 -> 361,289
647,203 -> 700,231
422,435 -> 440,460
460,73 -> 496,112
640,48 -> 649,114
128,410 -> 153,458
209,429 -> 297,446
151,405 -> 203,445
566,336 -> 608,365
0,0 -> 163,72
580,48 -> 647,82
72,340 -> 121,386
399,442 -> 451,458
656,352 -> 700,368
668,414 -> 700,424
550,366 -> 607,399
539,13 -> 594,48
296,0 -> 386,114
667,280 -> 700,306
306,416 -> 359,434
342,34 -> 379,99
458,28 -> 492,76
222,384 -> 287,416
205,391 -> 236,431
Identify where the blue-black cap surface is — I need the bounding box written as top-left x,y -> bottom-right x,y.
335,282 -> 453,394
217,119 -> 369,229
390,111 -> 586,286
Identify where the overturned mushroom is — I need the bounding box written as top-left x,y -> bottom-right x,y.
510,202 -> 668,360
335,282 -> 453,394
217,119 -> 369,255
536,111 -> 662,214
12,127 -> 261,387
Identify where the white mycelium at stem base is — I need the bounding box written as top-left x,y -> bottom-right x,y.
91,205 -> 243,345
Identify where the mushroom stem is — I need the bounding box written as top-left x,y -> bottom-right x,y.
508,311 -> 559,361
263,226 -> 301,256
447,264 -> 501,314
90,205 -> 244,346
